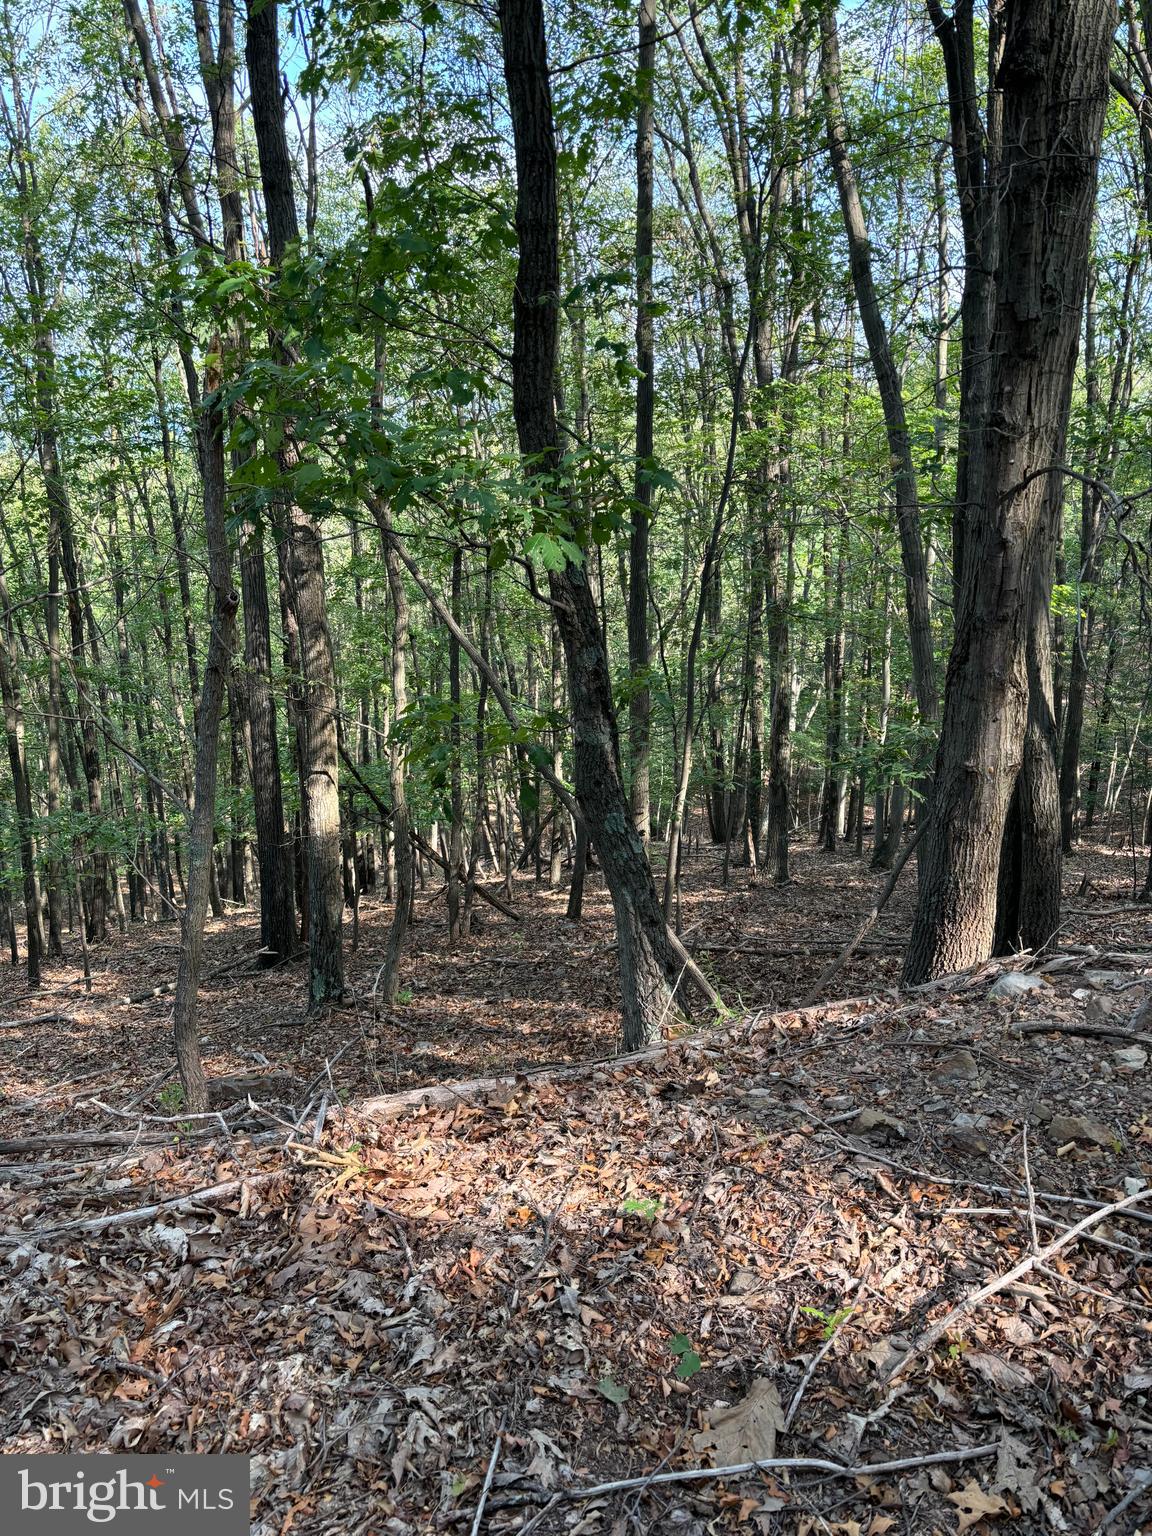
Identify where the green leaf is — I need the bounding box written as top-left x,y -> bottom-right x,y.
597,1376 -> 629,1404
674,1351 -> 702,1380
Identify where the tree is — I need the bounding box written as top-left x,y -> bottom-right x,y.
497,0 -> 679,1050
905,0 -> 1117,983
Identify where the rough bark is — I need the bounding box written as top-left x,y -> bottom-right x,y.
905,0 -> 1115,983
245,0 -> 343,1005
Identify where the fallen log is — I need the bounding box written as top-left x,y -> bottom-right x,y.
0,1011 -> 77,1029
357,992 -> 884,1122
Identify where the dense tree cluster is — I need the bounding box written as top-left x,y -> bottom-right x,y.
0,0 -> 1145,1107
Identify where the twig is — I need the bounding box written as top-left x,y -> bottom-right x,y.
783,1323 -> 848,1435
548,1442 -> 997,1503
882,1189 -> 1152,1384
469,1412 -> 506,1536
940,1207 -> 1152,1262
1022,1125 -> 1038,1254
2,1170 -> 285,1242
515,1494 -> 561,1534
1092,1470 -> 1151,1534
1034,1262 -> 1152,1314
301,1037 -> 359,1103
1011,1020 -> 1152,1049
800,825 -> 923,1008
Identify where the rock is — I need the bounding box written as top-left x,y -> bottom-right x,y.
952,1111 -> 990,1130
852,1107 -> 907,1139
1084,971 -> 1128,991
1047,1114 -> 1116,1149
989,972 -> 1045,999
1115,1046 -> 1148,1072
1124,1177 -> 1148,1197
931,1049 -> 979,1084
825,1094 -> 854,1111
207,1071 -> 302,1106
1085,994 -> 1115,1024
945,1126 -> 990,1156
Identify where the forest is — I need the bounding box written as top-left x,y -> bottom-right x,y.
1,0 -> 1152,1529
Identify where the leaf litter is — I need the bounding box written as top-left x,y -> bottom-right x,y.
0,843 -> 1150,1533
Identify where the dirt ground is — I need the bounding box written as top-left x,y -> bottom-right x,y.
1,833 -> 1151,1534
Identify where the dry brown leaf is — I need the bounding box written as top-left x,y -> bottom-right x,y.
966,1350 -> 1035,1393
946,1480 -> 1010,1531
692,1378 -> 784,1466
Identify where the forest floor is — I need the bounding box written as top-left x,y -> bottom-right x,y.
2,834 -> 1152,1534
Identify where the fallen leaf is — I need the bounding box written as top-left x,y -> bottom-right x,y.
692,1378 -> 784,1466
947,1480 -> 1009,1531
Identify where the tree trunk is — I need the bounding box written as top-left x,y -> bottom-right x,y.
378,539 -> 413,1006
498,0 -> 677,1050
246,0 -> 343,1005
628,0 -> 656,842
173,380 -> 239,1113
905,0 -> 1115,983
820,6 -> 938,731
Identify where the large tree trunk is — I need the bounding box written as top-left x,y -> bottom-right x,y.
905,0 -> 1115,984
246,0 -> 343,1005
498,0 -> 677,1050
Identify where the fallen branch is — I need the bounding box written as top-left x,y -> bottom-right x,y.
694,941 -> 903,956
882,1188 -> 1152,1384
800,826 -> 923,1008
119,948 -> 262,1005
0,1011 -> 77,1029
357,994 -> 883,1122
3,1170 -> 286,1242
1092,1470 -> 1152,1535
1011,1020 -> 1152,1049
469,1413 -> 505,1536
549,1441 -> 997,1504
339,743 -> 521,923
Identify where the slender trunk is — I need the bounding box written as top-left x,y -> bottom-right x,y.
820,6 -> 937,729
173,376 -> 239,1113
629,0 -> 656,841
379,539 -> 412,1004
499,0 -> 677,1048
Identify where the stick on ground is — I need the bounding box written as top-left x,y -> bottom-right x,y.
882,1187 -> 1152,1384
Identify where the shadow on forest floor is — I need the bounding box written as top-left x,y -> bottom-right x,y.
1,832 -> 1150,1533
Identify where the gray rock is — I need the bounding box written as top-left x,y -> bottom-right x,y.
932,1048 -> 980,1084
952,1111 -> 991,1130
852,1107 -> 907,1139
1048,1114 -> 1117,1149
1115,1046 -> 1148,1072
989,971 -> 1045,999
